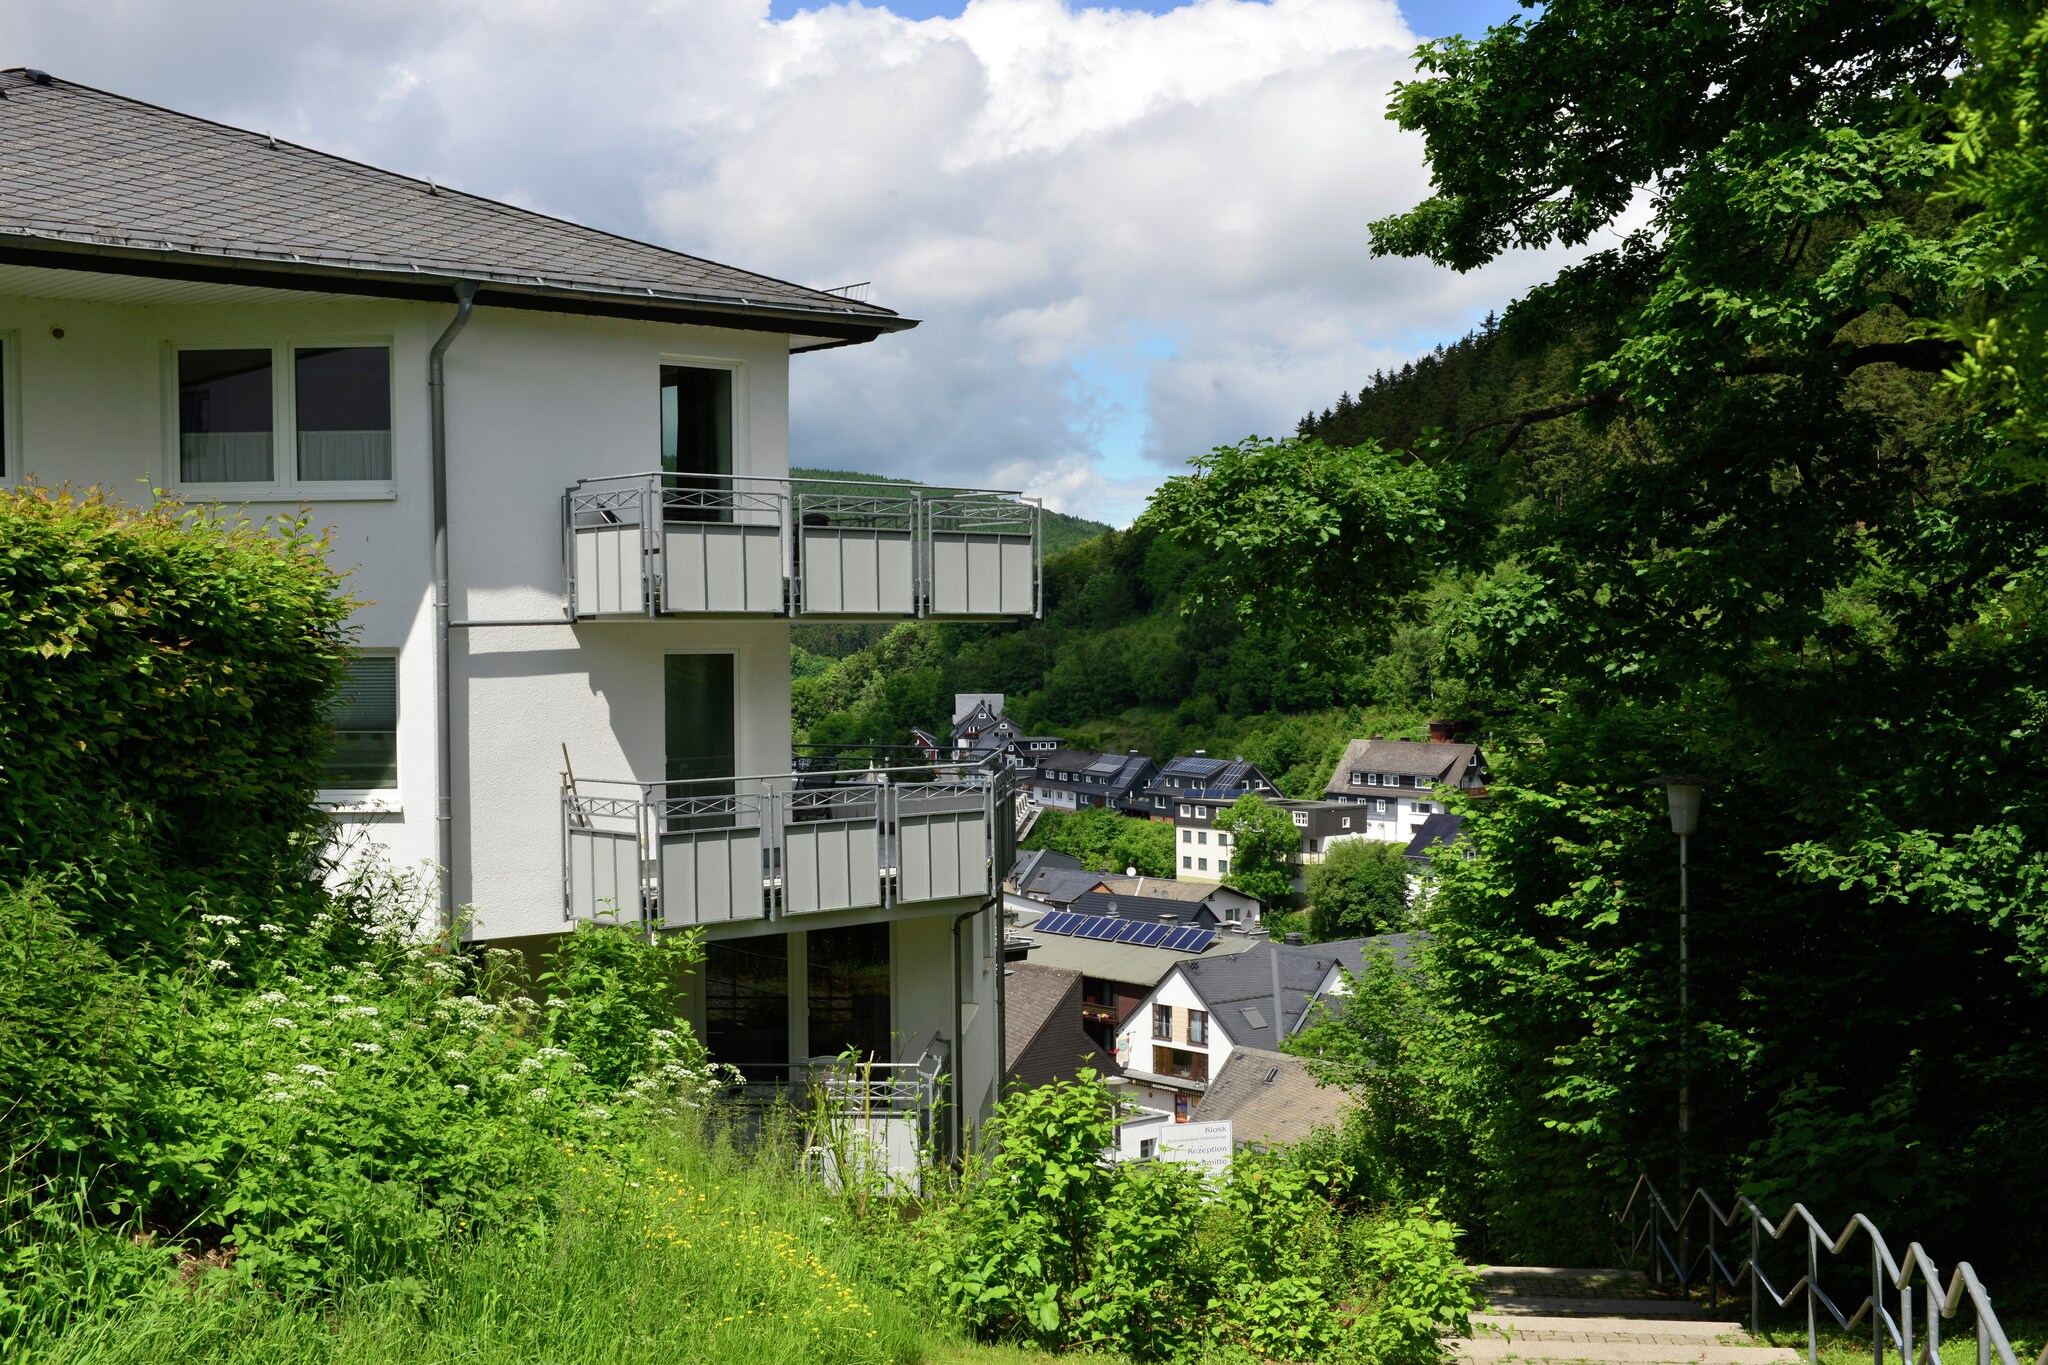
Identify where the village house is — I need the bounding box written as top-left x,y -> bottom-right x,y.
1133,753 -> 1278,820
1009,904 -> 1261,1052
1025,747 -> 1159,812
1003,961 -> 1121,1090
0,69 -> 1041,1158
1324,728 -> 1487,842
1113,934 -> 1418,1120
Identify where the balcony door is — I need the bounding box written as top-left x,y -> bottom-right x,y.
659,364 -> 732,523
664,653 -> 736,831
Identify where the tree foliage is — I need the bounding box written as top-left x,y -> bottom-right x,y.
1215,794 -> 1300,907
1020,807 -> 1176,878
1306,840 -> 1410,942
1157,0 -> 2048,1278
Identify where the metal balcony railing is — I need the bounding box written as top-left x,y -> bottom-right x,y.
1622,1175 -> 2046,1365
561,762 -> 1017,926
562,472 -> 1042,621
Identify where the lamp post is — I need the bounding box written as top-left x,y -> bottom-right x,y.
1654,775 -> 1705,1181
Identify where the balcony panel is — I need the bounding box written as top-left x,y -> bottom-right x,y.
661,523 -> 784,614
572,524 -> 647,616
658,827 -> 765,924
897,784 -> 992,903
927,532 -> 1036,617
798,527 -> 917,617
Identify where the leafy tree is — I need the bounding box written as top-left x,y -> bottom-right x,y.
1215,794 -> 1300,907
1306,839 -> 1409,940
1158,0 -> 2048,1275
1021,808 -> 1175,877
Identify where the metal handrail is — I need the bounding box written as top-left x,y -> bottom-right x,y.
1621,1175 -> 2045,1365
562,471 -> 1043,620
561,761 -> 1016,924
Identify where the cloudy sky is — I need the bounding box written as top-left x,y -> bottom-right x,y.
4,0 -> 1578,524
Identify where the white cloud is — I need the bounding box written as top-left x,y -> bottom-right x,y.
3,0 -> 1578,526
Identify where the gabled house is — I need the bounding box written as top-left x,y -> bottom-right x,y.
1113,934 -> 1418,1119
1324,733 -> 1487,842
1195,1047 -> 1345,1150
0,70 -> 1045,1158
1011,905 -> 1260,1051
1025,748 -> 1159,812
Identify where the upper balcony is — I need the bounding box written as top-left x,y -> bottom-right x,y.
561,762 -> 1017,927
563,473 -> 1042,622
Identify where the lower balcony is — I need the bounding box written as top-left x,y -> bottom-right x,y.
561,764 -> 1017,927
563,473 -> 1041,621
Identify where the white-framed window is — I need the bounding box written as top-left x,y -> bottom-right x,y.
1375,798 -> 1388,814
1182,855 -> 1192,869
1196,806 -> 1207,819
1179,803 -> 1191,817
1138,1137 -> 1158,1161
322,654 -> 399,796
1363,771 -> 1377,785
1417,802 -> 1435,814
1291,810 -> 1309,827
1341,817 -> 1352,829
1349,771 -> 1363,786
169,340 -> 396,498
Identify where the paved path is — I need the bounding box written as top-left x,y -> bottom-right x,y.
1460,1267 -> 1798,1365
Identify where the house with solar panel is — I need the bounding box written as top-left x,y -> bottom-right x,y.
1011,903 -> 1261,1052
1113,934 -> 1419,1120
1134,753 -> 1279,821
0,69 -> 1044,1161
1024,747 -> 1159,812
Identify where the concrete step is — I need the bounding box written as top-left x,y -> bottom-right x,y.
1473,1316 -> 1751,1339
1460,1336 -> 1797,1365
1482,1297 -> 1716,1318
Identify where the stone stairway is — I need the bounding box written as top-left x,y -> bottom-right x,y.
1460,1267 -> 1798,1365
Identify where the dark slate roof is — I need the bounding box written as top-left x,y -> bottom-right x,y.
1068,891 -> 1216,926
1144,756 -> 1273,802
1009,848 -> 1082,888
1403,813 -> 1466,862
0,69 -> 911,341
1325,738 -> 1484,795
1196,1047 -> 1345,1147
1021,867 -> 1109,905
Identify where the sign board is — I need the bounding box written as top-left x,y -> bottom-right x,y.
1158,1119 -> 1233,1177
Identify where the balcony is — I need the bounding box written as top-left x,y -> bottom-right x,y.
561,763 -> 1017,927
562,473 -> 1042,621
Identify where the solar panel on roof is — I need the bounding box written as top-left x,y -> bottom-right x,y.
1037,911 -> 1076,935
1134,922 -> 1172,946
1183,929 -> 1217,953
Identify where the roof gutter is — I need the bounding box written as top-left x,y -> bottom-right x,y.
430,281 -> 477,935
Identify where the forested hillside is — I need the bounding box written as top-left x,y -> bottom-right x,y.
790,466 -> 1111,557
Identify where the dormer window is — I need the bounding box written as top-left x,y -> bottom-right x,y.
1291,810 -> 1308,827
1349,772 -> 1363,786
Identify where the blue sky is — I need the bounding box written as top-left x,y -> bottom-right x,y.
768,0 -> 1533,38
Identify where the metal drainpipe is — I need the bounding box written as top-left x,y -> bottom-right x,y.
429,282 -> 478,934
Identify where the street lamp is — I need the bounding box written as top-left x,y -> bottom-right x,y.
1653,775 -> 1706,1180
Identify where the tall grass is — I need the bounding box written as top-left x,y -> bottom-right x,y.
11,1119 -> 933,1365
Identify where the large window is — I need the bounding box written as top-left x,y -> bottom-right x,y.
1152,1004 -> 1172,1040
705,934 -> 789,1077
176,343 -> 392,491
324,655 -> 398,791
1188,1010 -> 1209,1046
808,923 -> 891,1062
1153,1046 -> 1208,1082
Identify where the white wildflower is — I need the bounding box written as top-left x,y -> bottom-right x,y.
527,1086 -> 549,1100
536,1047 -> 569,1060
207,959 -> 233,973
294,1064 -> 334,1077
263,1072 -> 286,1084
264,1091 -> 296,1104
258,923 -> 286,935
327,994 -> 352,1005
351,1042 -> 383,1055
259,991 -> 288,1005
200,913 -> 240,926
269,1017 -> 296,1030
544,997 -> 569,1009
451,1083 -> 470,1096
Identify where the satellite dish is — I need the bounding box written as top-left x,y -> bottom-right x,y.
1126,865 -> 1137,876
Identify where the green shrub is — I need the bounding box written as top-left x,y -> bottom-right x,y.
0,486 -> 353,959
1346,1205 -> 1476,1365
1307,840 -> 1410,940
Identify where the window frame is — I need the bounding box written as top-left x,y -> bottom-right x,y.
1188,1009 -> 1209,1046
1152,1004 -> 1173,1040
164,337 -> 398,501
319,650 -> 401,808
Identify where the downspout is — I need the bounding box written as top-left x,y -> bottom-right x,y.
951,897 -> 994,1163
430,281 -> 478,934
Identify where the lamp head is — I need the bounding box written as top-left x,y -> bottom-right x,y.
1653,775 -> 1707,837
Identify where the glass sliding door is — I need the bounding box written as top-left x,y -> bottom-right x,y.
664,653 -> 736,832
703,934 -> 789,1084
659,364 -> 733,523
806,923 -> 891,1063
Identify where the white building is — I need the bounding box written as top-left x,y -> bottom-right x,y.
0,68 -> 1043,1154
1323,735 -> 1487,843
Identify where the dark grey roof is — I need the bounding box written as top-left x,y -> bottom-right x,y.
1068,891 -> 1216,926
1403,813 -> 1466,862
1196,1047 -> 1344,1147
0,69 -> 911,342
1021,867 -> 1108,905
1146,755 -> 1272,800
1005,963 -> 1117,1088
1010,849 -> 1082,888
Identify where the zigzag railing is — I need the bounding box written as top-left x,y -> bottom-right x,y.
1621,1176 -> 2044,1365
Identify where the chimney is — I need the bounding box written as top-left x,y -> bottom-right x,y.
1428,719 -> 1456,743
1194,749 -> 1206,757
1284,932 -> 1305,946
1160,913 -> 1179,924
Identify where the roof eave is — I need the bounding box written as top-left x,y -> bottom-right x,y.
0,233 -> 919,343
